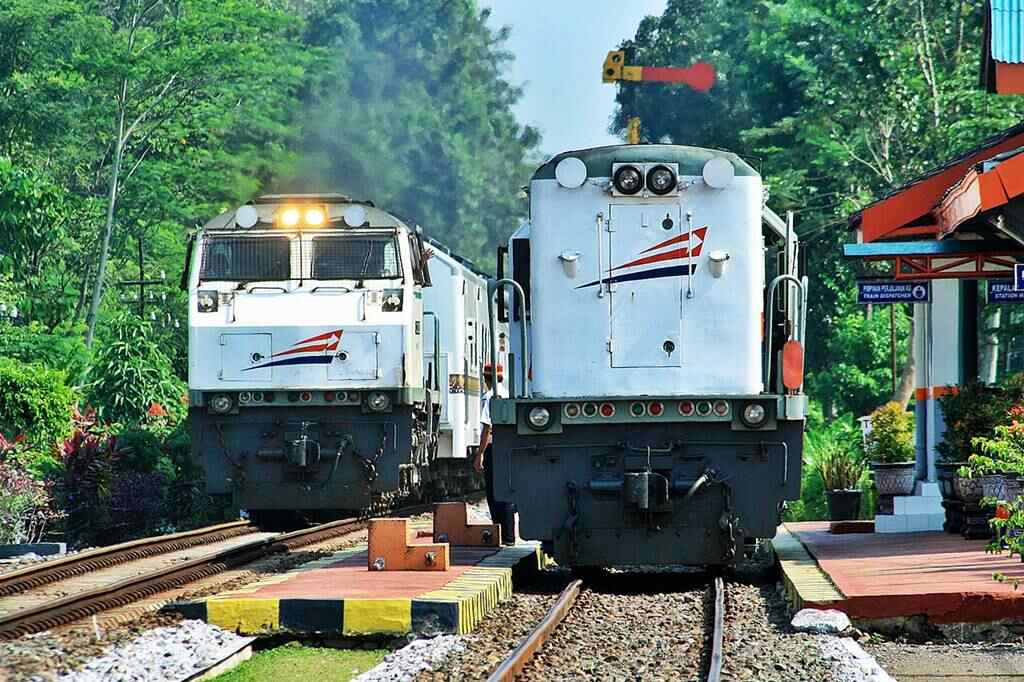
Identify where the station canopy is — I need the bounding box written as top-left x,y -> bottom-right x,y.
845,121 -> 1024,280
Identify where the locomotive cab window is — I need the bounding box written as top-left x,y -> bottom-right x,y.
312,235 -> 403,280
199,236 -> 291,282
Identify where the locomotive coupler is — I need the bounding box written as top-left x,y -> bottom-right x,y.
287,421 -> 321,468
623,471 -> 671,511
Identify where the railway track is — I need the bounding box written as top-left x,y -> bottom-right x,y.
487,574 -> 727,681
0,518 -> 370,640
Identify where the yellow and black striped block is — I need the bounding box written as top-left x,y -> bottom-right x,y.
772,525 -> 844,611
166,543 -> 542,636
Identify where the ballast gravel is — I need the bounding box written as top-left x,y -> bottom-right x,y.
353,635 -> 465,682
54,619 -> 251,682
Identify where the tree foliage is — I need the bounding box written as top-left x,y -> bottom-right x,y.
616,0 -> 1024,417
86,312 -> 186,425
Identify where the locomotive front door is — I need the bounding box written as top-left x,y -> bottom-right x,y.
607,204 -> 684,369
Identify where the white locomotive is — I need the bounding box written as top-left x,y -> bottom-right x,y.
490,145 -> 808,566
186,194 -> 502,522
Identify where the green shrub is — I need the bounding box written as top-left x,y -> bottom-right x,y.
864,402 -> 915,464
0,357 -> 76,450
86,312 -> 186,425
0,455 -> 60,544
0,321 -> 90,381
937,382 -> 1017,463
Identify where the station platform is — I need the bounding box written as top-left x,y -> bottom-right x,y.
774,522 -> 1024,624
166,523 -> 542,637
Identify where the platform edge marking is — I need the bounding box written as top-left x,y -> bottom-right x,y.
343,598 -> 412,634
206,598 -> 280,633
774,524 -> 845,610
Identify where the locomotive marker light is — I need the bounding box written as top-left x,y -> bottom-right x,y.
235,205 -> 259,228
197,290 -> 218,313
209,393 -> 233,414
612,164 -> 643,195
527,406 -> 552,430
741,403 -> 767,428
554,156 -> 587,188
558,251 -> 580,279
702,157 -> 735,189
367,391 -> 391,412
342,205 -> 367,227
708,250 -> 730,278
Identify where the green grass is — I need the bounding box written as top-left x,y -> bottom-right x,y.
213,645 -> 388,682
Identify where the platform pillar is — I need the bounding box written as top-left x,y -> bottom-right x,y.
916,280 -> 963,483
367,518 -> 449,572
433,502 -> 501,547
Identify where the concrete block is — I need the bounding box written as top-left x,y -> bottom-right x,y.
367,518 -> 449,572
894,495 -> 942,516
433,502 -> 501,547
917,482 -> 941,498
0,542 -> 66,559
875,514 -> 908,533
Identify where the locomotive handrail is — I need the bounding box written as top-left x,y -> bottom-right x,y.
763,274 -> 806,393
489,278 -> 530,399
423,312 -> 442,395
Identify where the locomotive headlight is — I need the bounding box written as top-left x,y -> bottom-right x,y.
367,391 -> 391,412
613,165 -> 643,195
742,403 -> 767,427
646,165 -> 677,195
527,406 -> 551,430
209,393 -> 233,414
279,207 -> 301,227
197,290 -> 218,313
304,207 -> 326,227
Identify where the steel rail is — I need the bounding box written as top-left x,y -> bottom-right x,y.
487,579 -> 582,682
707,576 -> 725,682
0,520 -> 254,598
0,517 -> 366,640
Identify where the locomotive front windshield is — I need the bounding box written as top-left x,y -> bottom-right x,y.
199,236 -> 290,281
312,235 -> 402,280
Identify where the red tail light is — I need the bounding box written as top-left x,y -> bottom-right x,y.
599,402 -> 616,418
648,402 -> 664,417
678,400 -> 695,416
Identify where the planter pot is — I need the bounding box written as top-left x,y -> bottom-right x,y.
1004,476 -> 1024,504
936,462 -> 963,501
981,473 -> 1006,500
953,474 -> 984,503
871,462 -> 916,496
826,490 -> 862,521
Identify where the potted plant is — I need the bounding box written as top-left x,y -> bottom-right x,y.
969,407 -> 1024,505
937,382 -> 1015,504
815,442 -> 866,521
865,402 -> 916,498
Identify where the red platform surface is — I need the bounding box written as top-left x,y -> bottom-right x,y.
244,546 -> 498,599
788,521 -> 1024,623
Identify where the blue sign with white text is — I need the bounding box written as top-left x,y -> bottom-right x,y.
1015,263 -> 1024,291
857,281 -> 930,304
989,281 -> 1024,303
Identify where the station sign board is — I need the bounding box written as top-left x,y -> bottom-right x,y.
856,281 -> 930,304
988,281 -> 1024,303
1016,262 -> 1024,291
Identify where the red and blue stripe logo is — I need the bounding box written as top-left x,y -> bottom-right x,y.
577,227 -> 707,289
244,329 -> 342,371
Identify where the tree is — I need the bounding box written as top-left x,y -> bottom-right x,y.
293,0 -> 540,268
80,0 -> 311,347
615,0 -> 1024,416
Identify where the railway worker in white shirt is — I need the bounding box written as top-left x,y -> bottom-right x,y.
474,363 -> 516,544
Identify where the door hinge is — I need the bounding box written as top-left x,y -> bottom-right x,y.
219,335 -> 227,346
606,339 -> 613,354
606,218 -> 615,232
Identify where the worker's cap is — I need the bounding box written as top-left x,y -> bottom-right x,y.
483,363 -> 504,380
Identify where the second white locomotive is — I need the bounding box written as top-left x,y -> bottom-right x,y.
186,194 -> 501,522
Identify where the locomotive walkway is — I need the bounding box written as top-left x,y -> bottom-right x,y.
775,522 -> 1024,624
